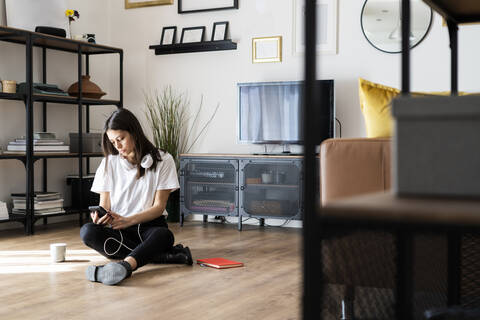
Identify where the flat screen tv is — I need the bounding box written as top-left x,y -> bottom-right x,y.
237,80 -> 334,146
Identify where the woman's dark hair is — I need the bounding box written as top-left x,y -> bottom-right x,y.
102,108 -> 162,179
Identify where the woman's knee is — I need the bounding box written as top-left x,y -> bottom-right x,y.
148,227 -> 174,248
80,222 -> 102,244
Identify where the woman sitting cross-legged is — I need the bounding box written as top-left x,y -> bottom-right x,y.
80,108 -> 192,286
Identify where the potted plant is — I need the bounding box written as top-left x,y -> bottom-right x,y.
144,86 -> 219,222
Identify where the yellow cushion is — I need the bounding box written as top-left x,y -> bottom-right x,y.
359,78 -> 398,138
358,78 -> 474,138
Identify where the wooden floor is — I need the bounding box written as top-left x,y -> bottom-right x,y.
0,221 -> 302,320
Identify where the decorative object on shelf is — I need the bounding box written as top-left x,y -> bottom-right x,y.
180,26 -> 206,43
67,75 -> 106,99
65,9 -> 79,39
17,82 -> 68,96
160,26 -> 177,45
1,80 -> 16,93
69,133 -> 102,153
72,33 -> 96,43
252,36 -> 282,63
178,0 -> 238,14
293,0 -> 337,55
34,26 -> 66,38
360,0 -> 432,54
212,21 -> 229,41
85,33 -> 96,43
144,85 -> 220,170
125,0 -> 173,9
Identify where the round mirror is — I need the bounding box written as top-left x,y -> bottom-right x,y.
361,0 -> 432,53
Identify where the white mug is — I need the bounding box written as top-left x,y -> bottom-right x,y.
50,243 -> 66,262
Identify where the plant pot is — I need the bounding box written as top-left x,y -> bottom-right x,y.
166,189 -> 180,223
67,75 -> 106,99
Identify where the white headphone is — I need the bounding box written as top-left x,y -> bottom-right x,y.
140,154 -> 153,169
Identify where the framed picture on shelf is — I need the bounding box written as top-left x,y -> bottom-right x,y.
211,21 -> 229,41
180,26 -> 206,43
160,26 -> 177,45
252,36 -> 282,63
293,0 -> 337,55
125,0 -> 173,9
178,0 -> 238,14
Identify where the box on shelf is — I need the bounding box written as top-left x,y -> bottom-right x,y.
69,133 -> 102,153
66,175 -> 99,209
392,95 -> 480,197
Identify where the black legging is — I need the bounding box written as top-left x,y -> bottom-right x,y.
80,216 -> 174,268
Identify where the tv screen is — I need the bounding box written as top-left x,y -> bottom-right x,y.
237,80 -> 334,145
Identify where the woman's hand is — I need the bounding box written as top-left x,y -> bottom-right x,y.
108,211 -> 135,230
91,211 -> 113,225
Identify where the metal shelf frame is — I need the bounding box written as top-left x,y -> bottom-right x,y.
0,26 -> 123,234
303,1 -> 480,318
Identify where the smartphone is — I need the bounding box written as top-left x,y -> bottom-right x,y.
88,205 -> 108,218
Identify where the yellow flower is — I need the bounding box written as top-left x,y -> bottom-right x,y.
65,9 -> 74,17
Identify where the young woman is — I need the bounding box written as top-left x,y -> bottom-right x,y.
80,108 -> 192,286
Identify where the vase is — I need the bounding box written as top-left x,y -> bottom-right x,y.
67,75 -> 106,99
166,189 -> 180,223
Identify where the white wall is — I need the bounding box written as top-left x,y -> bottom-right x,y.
105,0 -> 480,154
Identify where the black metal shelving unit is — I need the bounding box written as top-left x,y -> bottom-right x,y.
149,40 -> 237,55
0,26 -> 123,235
303,1 -> 480,319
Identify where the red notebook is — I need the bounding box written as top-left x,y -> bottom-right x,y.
197,257 -> 244,269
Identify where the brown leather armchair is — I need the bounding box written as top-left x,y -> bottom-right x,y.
320,138 -> 392,206
319,138 -> 395,319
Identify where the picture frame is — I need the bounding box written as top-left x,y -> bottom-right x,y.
293,0 -> 337,55
211,21 -> 229,41
160,26 -> 177,45
180,26 -> 206,44
125,0 -> 173,9
178,0 -> 239,14
252,36 -> 282,63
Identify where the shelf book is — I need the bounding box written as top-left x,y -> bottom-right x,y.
11,191 -> 65,215
6,133 -> 69,153
197,257 -> 244,269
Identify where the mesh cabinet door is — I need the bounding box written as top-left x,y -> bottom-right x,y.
239,159 -> 302,219
180,159 -> 238,216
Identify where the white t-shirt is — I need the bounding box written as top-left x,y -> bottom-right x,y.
91,151 -> 179,217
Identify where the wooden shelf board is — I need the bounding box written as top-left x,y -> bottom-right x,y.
0,26 -> 122,54
33,94 -> 120,106
423,0 -> 480,23
0,152 -> 103,160
0,92 -> 119,106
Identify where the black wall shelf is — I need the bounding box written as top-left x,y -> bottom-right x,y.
149,40 -> 237,55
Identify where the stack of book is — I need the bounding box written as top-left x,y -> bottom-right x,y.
5,132 -> 69,153
11,191 -> 65,216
